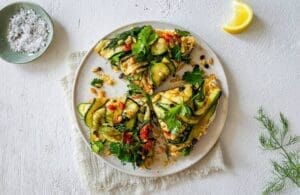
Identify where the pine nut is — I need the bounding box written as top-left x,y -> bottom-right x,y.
207,58 -> 214,65
97,90 -> 106,98
90,87 -> 97,95
91,66 -> 102,73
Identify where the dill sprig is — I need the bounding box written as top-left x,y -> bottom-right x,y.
255,108 -> 300,195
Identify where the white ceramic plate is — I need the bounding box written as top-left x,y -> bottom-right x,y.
72,21 -> 229,177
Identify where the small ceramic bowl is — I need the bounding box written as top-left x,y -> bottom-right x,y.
0,2 -> 54,64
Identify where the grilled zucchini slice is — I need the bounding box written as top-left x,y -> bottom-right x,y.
77,103 -> 91,118
151,38 -> 168,55
92,108 -> 106,129
150,62 -> 170,86
161,57 -> 176,74
179,115 -> 199,125
123,98 -> 139,119
100,126 -> 122,143
84,98 -> 107,128
194,75 -> 222,116
125,117 -> 137,130
194,88 -> 221,116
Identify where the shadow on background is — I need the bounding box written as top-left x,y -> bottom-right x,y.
18,19 -> 70,72
217,55 -> 240,169
228,15 -> 266,42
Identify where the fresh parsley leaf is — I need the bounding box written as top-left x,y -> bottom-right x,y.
182,66 -> 205,86
110,142 -> 121,155
132,26 -> 158,61
164,104 -> 183,135
175,29 -> 191,36
164,103 -> 192,135
165,114 -> 182,135
171,45 -> 181,61
106,26 -> 144,49
91,78 -> 103,88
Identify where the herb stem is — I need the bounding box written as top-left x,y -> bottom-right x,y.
270,132 -> 294,166
279,145 -> 300,187
269,127 -> 300,187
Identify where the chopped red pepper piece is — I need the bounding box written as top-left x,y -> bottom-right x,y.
140,124 -> 151,141
124,43 -> 131,51
162,34 -> 174,42
107,104 -> 116,111
119,102 -> 126,110
163,131 -> 171,138
162,33 -> 179,44
143,140 -> 154,152
123,132 -> 132,144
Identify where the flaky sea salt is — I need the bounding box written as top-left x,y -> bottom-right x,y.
7,8 -> 49,54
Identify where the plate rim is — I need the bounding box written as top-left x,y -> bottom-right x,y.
72,20 -> 229,177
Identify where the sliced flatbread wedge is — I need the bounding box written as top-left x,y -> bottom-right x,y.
152,75 -> 222,157
94,26 -> 196,94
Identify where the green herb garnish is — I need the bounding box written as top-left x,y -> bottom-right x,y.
110,142 -> 142,166
191,81 -> 205,101
175,29 -> 191,36
164,103 -> 192,135
170,45 -> 190,63
181,54 -> 191,63
115,124 -> 126,132
191,89 -> 205,101
91,78 -> 104,88
91,141 -> 104,153
182,66 -> 205,86
109,51 -> 130,65
170,45 -> 181,61
132,26 -> 158,61
181,146 -> 192,156
256,108 -> 300,194
105,26 -> 144,49
127,82 -> 144,95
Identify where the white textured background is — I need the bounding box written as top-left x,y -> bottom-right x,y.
0,0 -> 299,194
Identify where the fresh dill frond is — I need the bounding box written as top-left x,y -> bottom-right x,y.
256,108 -> 300,195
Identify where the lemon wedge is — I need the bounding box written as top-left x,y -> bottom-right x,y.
223,0 -> 253,34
